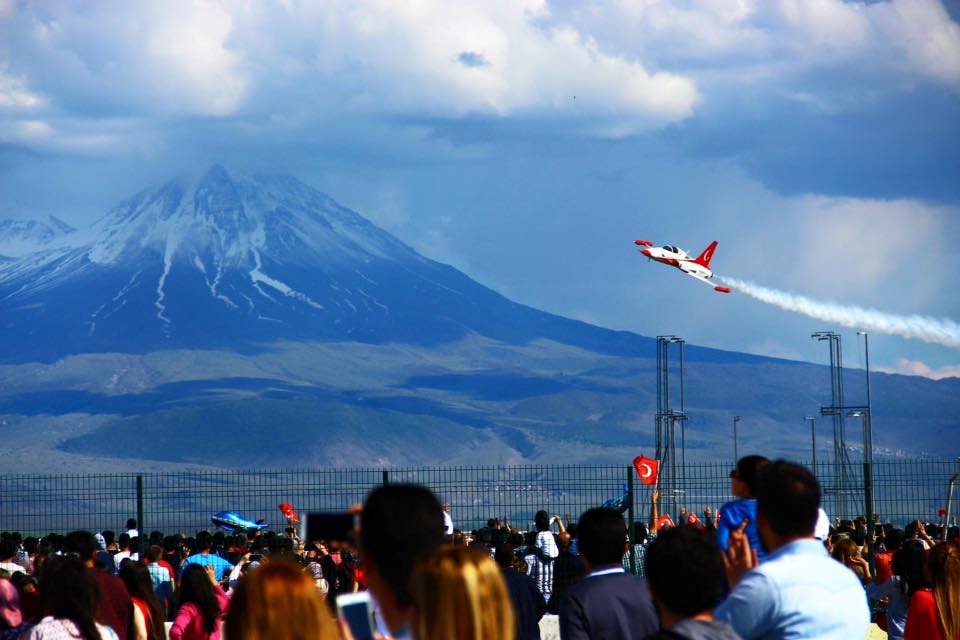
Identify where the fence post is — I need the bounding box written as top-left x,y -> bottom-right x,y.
136,475 -> 144,558
382,469 -> 389,486
627,465 -> 636,575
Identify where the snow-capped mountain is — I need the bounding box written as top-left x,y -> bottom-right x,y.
0,165 -> 636,363
0,215 -> 75,259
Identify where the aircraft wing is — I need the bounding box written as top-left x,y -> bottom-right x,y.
680,267 -> 731,293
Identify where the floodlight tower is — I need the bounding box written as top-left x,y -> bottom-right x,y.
811,331 -> 862,519
655,335 -> 687,520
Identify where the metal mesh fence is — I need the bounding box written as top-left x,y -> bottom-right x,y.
1,460 -> 957,537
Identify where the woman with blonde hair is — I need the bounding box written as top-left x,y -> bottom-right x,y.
223,561 -> 340,640
409,546 -> 514,640
905,542 -> 960,640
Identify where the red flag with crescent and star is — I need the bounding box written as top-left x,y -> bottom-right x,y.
278,502 -> 299,523
633,455 -> 660,486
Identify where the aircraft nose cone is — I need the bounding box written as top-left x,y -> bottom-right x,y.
641,249 -> 651,257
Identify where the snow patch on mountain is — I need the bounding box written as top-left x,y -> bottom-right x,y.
0,215 -> 77,258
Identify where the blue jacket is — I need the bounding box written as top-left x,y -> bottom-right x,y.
717,498 -> 768,563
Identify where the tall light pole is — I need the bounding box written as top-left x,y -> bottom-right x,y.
805,416 -> 817,469
857,331 -> 874,473
849,410 -> 874,568
733,415 -> 741,462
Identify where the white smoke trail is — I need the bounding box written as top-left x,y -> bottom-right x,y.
717,276 -> 960,348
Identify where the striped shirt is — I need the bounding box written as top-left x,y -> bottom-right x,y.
531,531 -> 559,601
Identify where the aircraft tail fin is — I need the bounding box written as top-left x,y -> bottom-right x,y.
692,241 -> 718,268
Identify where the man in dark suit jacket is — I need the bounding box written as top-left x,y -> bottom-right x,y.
495,543 -> 546,640
560,507 -> 660,640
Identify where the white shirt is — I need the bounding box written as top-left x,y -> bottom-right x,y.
814,508 -> 830,540
29,617 -> 119,640
0,560 -> 26,574
442,511 -> 453,536
113,550 -> 138,570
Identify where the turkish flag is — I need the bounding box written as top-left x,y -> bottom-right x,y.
278,502 -> 299,522
633,455 -> 660,486
657,515 -> 675,531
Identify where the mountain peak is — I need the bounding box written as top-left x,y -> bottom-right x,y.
199,163 -> 232,186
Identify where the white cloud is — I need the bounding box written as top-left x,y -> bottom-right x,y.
877,358 -> 960,379
0,65 -> 44,110
560,0 -> 960,88
0,0 -> 698,136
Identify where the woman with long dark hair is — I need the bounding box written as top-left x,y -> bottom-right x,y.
118,561 -> 166,640
866,539 -> 928,640
169,564 -> 228,640
28,555 -> 118,640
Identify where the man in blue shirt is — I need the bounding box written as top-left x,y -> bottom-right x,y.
182,532 -> 233,581
714,460 -> 869,640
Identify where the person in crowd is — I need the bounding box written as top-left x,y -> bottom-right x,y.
162,537 -> 183,583
559,507 -> 659,640
495,543 -> 545,640
143,546 -> 174,619
623,490 -> 663,578
319,541 -> 354,598
0,542 -> 24,576
358,483 -> 447,639
526,511 -> 560,602
831,537 -> 871,583
169,564 -> 228,640
0,578 -> 31,640
119,561 -> 166,640
182,533 -> 233,582
29,555 -> 118,640
904,541 -> 960,640
866,539 -> 928,640
717,455 -> 770,564
17,538 -> 37,576
125,520 -> 139,539
874,527 -> 905,584
547,530 -> 584,615
643,526 -> 740,640
904,520 -> 935,550
223,561 -> 339,640
63,531 -> 131,640
715,460 -> 869,640
441,502 -> 454,539
409,545 -> 514,640
113,534 -> 133,571
10,572 -> 39,624
302,542 -> 329,598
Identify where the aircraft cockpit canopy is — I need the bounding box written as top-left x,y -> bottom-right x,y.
663,245 -> 678,253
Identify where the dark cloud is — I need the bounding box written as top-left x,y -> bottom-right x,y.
457,51 -> 491,68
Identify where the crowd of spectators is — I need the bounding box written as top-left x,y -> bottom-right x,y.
0,458 -> 958,640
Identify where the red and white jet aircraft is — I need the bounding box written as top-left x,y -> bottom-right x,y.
634,239 -> 731,293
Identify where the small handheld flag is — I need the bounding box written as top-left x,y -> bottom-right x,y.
633,455 -> 660,486
656,514 -> 675,531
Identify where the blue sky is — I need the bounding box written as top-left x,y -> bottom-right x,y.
1,0 -> 958,377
